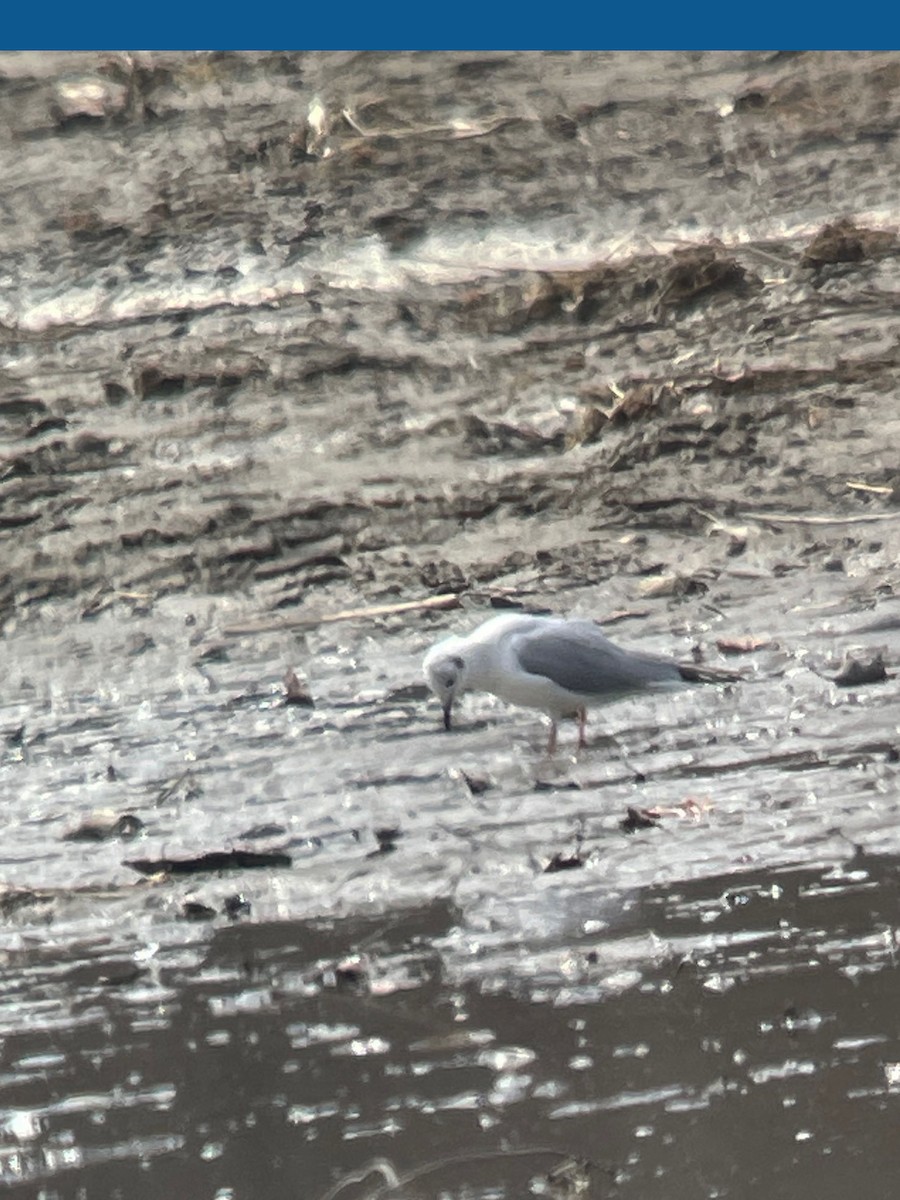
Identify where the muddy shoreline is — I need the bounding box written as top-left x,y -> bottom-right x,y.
2,50 -> 900,1199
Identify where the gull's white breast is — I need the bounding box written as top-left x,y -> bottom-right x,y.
476,624 -> 592,718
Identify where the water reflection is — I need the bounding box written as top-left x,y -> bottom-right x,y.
1,853 -> 900,1197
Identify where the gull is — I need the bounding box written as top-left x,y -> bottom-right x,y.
423,612 -> 740,754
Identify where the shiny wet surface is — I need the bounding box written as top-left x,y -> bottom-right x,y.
4,858 -> 900,1198
3,50 -> 900,1199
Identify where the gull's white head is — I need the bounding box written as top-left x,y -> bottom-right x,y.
422,637 -> 469,730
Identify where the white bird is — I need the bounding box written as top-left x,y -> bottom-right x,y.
423,612 -> 740,754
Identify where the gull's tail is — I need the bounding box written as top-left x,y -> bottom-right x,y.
676,662 -> 744,685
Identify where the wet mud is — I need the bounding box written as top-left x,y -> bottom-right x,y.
2,50 -> 900,1198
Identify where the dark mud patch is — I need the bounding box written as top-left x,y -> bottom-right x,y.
125,848 -> 294,876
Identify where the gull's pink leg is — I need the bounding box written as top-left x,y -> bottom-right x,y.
546,721 -> 558,755
577,707 -> 588,749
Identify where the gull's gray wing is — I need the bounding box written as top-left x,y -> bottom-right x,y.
514,619 -> 683,696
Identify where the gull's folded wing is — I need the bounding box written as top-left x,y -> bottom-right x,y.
514,620 -> 683,697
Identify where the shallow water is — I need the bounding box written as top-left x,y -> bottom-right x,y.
2,49 -> 900,1198
4,857 -> 900,1199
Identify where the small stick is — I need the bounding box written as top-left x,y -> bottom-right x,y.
340,107 -> 369,136
846,480 -> 894,496
740,510 -> 900,526
223,593 -> 462,637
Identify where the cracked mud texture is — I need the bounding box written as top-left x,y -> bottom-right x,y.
2,50 -> 900,1200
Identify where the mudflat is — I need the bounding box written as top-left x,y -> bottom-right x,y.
2,51 -> 899,1199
